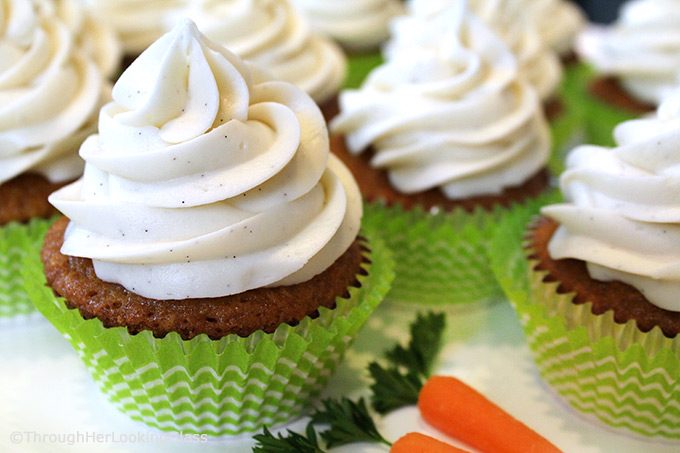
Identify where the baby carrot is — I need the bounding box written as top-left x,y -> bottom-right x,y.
391,432 -> 470,453
418,376 -> 561,453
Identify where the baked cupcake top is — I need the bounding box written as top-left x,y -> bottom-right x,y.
175,0 -> 346,104
0,0 -> 104,186
36,0 -> 121,78
543,92 -> 680,311
408,0 -> 562,102
49,20 -> 362,300
292,0 -> 405,51
578,0 -> 680,105
332,2 -> 550,200
83,0 -> 184,55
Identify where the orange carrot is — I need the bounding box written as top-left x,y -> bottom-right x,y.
418,376 -> 561,453
391,432 -> 470,453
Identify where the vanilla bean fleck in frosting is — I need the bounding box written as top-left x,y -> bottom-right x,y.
292,0 -> 405,51
176,0 -> 346,104
332,3 -> 550,200
578,0 -> 680,105
544,92 -> 680,311
0,0 -> 105,185
49,21 -> 362,300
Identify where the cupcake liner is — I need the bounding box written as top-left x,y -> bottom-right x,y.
0,217 -> 55,321
25,231 -> 394,436
362,191 -> 556,306
344,53 -> 383,89
490,209 -> 680,440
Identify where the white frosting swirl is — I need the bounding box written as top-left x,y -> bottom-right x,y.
176,0 -> 346,104
49,21 -> 362,300
408,0 -> 562,101
577,0 -> 680,105
544,92 -> 680,312
0,0 -> 104,185
523,0 -> 585,56
333,3 -> 550,199
36,0 -> 122,78
84,0 -> 184,55
292,0 -> 405,51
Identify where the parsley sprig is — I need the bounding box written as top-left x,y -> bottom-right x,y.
252,423 -> 323,453
369,312 -> 446,414
311,397 -> 390,448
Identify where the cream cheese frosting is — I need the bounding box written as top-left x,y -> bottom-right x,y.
0,0 -> 104,186
84,0 -> 184,55
543,92 -> 680,312
522,0 -> 585,57
49,20 -> 362,300
577,0 -> 680,105
292,0 -> 405,51
176,0 -> 346,104
408,0 -> 562,101
333,3 -> 550,200
37,0 -> 122,78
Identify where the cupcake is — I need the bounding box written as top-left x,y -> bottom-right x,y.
36,0 -> 122,78
174,0 -> 346,120
576,0 -> 669,145
29,20 -> 393,435
331,3 -> 551,306
493,92 -> 680,439
0,0 -> 105,321
83,0 -> 184,67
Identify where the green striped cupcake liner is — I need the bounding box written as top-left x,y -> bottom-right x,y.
491,208 -> 680,440
26,230 -> 394,436
0,217 -> 55,322
362,190 -> 557,307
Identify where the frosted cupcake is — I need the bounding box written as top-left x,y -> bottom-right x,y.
493,91 -> 680,439
175,0 -> 346,119
332,3 -> 551,306
83,0 -> 184,66
30,20 -> 392,435
0,0 -> 105,321
519,0 -> 585,61
576,0 -> 672,145
36,0 -> 122,78
292,0 -> 404,52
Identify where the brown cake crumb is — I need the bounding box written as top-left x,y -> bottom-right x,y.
42,217 -> 367,340
544,97 -> 564,122
528,216 -> 680,338
588,77 -> 655,115
331,134 -> 550,212
0,174 -> 70,226
320,95 -> 339,122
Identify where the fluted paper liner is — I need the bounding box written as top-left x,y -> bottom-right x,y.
362,191 -> 556,306
0,217 -> 55,321
25,231 -> 394,436
490,207 -> 680,440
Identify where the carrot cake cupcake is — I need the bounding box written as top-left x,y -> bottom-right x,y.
30,20 -> 392,435
0,0 -> 106,321
332,2 -> 551,305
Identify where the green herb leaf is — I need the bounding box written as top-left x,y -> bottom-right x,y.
311,397 -> 391,448
385,311 -> 446,377
252,423 -> 325,453
370,311 -> 446,414
369,362 -> 423,414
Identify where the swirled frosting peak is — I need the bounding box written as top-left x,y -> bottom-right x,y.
0,0 -> 104,185
292,0 -> 405,51
333,3 -> 550,200
409,0 -> 563,101
176,0 -> 346,104
577,0 -> 680,105
49,20 -> 362,300
544,91 -> 680,311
